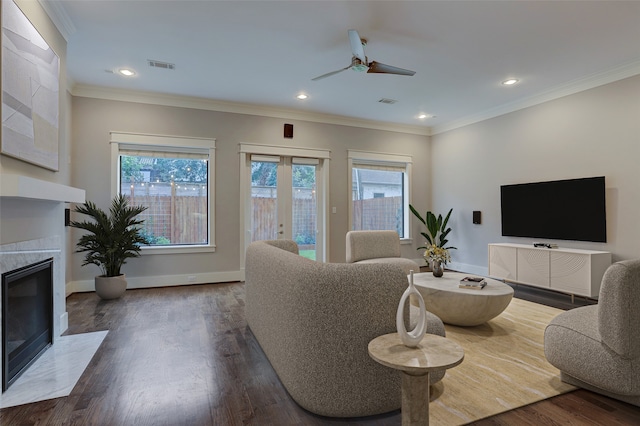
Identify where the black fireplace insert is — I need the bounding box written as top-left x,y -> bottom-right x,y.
2,258 -> 53,392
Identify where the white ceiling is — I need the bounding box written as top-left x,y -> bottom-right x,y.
44,0 -> 640,134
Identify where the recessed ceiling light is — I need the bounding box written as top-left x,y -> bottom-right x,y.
418,114 -> 435,120
296,93 -> 308,100
118,68 -> 136,77
502,78 -> 519,86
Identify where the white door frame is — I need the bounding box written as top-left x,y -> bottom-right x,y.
239,143 -> 330,280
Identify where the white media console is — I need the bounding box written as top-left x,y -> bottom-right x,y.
488,243 -> 611,299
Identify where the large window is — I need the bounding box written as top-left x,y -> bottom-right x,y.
110,132 -> 215,252
348,150 -> 411,239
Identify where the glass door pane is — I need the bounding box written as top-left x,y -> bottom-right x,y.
250,160 -> 279,241
244,151 -> 325,263
292,163 -> 317,260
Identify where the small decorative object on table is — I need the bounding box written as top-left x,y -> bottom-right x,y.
428,252 -> 447,277
396,270 -> 427,347
409,206 -> 457,277
459,276 -> 487,289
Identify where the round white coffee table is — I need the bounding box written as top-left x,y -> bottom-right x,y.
412,272 -> 514,326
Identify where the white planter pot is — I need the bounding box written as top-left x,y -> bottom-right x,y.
94,274 -> 127,299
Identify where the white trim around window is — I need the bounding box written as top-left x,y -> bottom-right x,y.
110,132 -> 216,254
348,150 -> 412,241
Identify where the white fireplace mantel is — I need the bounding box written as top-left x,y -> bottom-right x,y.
0,174 -> 85,203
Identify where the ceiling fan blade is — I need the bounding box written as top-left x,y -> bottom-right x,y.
348,29 -> 367,63
311,65 -> 351,81
367,61 -> 416,76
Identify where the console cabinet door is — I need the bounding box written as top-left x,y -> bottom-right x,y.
489,245 -> 517,281
517,248 -> 550,288
488,244 -> 611,298
550,252 -> 590,295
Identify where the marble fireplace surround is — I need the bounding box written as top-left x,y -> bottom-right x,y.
0,175 -> 85,347
0,235 -> 67,349
0,175 -> 95,407
0,235 -> 108,409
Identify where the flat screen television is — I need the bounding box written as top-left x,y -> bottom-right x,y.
500,176 -> 606,243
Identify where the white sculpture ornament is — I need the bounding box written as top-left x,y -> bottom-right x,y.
396,270 -> 427,348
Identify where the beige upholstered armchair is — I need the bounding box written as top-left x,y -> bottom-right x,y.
346,230 -> 420,275
544,259 -> 640,406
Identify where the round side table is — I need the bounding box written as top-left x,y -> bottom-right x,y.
368,333 -> 464,425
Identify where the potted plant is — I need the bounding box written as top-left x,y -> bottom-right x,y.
70,194 -> 150,299
409,205 -> 457,277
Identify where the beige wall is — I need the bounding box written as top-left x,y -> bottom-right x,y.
69,97 -> 430,286
431,74 -> 640,274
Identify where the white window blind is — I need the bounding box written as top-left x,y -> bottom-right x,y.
119,145 -> 209,160
351,160 -> 407,173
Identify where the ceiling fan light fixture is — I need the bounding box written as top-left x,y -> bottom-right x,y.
351,64 -> 368,73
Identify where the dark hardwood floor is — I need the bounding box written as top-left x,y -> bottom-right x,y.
1,282 -> 638,425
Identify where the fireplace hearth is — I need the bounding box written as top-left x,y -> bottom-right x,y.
2,258 -> 53,392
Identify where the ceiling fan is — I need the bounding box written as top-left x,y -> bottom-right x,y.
312,29 -> 416,81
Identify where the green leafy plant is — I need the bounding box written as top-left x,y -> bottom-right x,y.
70,194 -> 150,277
409,205 -> 457,264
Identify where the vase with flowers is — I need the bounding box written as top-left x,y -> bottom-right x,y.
409,206 -> 457,277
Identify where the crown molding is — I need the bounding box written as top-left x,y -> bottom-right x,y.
38,0 -> 76,41
70,85 -> 432,137
432,59 -> 640,135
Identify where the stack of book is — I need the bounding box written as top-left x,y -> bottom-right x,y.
459,276 -> 487,289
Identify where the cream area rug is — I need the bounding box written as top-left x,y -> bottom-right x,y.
427,298 -> 576,425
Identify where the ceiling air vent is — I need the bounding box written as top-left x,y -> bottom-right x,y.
378,98 -> 397,104
147,60 -> 175,70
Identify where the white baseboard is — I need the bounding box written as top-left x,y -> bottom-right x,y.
66,270 -> 243,294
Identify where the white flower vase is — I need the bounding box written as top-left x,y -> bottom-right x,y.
396,270 -> 427,348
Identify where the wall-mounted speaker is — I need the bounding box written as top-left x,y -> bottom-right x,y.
284,123 -> 293,138
65,208 -> 71,226
473,211 -> 481,224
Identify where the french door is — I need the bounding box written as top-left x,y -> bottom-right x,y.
240,145 -> 329,272
250,155 -> 319,256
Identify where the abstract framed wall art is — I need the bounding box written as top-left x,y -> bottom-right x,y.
1,0 -> 60,171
